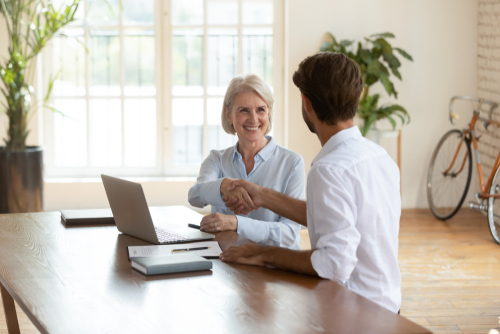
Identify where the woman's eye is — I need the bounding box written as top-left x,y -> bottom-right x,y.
258,108 -> 266,112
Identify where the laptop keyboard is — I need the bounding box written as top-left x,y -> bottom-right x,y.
155,227 -> 189,243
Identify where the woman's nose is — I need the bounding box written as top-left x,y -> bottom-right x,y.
249,111 -> 258,122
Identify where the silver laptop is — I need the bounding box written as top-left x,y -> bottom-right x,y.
101,174 -> 214,244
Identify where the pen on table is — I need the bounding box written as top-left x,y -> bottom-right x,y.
171,247 -> 210,253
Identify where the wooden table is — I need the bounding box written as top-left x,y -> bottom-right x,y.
0,206 -> 431,334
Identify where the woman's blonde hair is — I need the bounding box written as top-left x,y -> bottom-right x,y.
221,74 -> 274,135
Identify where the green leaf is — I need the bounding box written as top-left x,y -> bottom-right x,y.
362,112 -> 378,136
376,38 -> 393,55
44,104 -> 66,117
58,33 -> 89,53
359,49 -> 372,64
380,72 -> 397,98
364,74 -> 378,86
383,53 -> 401,68
340,39 -> 354,47
390,66 -> 402,80
320,41 -> 334,52
394,47 -> 413,61
371,94 -> 380,107
327,32 -> 338,45
44,68 -> 61,102
381,104 -> 408,115
366,59 -> 381,76
394,113 -> 406,126
386,115 -> 397,129
370,32 -> 395,39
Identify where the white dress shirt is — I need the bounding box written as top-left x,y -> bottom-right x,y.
188,136 -> 305,249
308,126 -> 401,313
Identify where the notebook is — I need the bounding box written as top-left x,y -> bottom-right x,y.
60,209 -> 115,226
131,253 -> 212,275
127,241 -> 223,260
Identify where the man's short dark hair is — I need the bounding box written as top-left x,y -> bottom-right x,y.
292,52 -> 363,124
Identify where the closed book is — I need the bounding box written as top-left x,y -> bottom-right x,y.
131,253 -> 212,276
60,209 -> 115,226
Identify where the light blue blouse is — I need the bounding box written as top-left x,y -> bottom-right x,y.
188,136 -> 305,249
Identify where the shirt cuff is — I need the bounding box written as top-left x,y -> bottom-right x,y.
310,249 -> 344,285
236,216 -> 269,243
200,178 -> 226,208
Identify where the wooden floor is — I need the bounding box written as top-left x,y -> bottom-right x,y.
0,209 -> 499,334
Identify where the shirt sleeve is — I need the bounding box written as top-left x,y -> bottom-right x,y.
187,151 -> 226,209
236,157 -> 305,248
308,165 -> 361,284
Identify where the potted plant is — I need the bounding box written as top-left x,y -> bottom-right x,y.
0,0 -> 80,213
320,32 -> 413,139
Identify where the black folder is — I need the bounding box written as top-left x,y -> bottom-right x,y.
60,208 -> 115,226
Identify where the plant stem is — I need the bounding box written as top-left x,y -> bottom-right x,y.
360,84 -> 369,104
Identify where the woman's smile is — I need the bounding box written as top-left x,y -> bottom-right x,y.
243,125 -> 261,131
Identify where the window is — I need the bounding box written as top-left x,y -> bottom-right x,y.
43,0 -> 284,177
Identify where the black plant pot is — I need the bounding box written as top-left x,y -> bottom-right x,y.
0,146 -> 43,213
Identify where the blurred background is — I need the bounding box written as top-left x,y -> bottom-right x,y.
0,0 -> 484,212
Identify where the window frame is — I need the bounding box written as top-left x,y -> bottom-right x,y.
42,0 -> 285,178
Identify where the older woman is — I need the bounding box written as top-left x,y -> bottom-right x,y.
188,74 -> 304,249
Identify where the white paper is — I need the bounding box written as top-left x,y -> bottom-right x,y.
128,241 -> 222,259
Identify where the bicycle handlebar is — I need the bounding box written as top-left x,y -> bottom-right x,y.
449,95 -> 498,126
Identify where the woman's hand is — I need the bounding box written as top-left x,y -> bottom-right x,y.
220,178 -> 258,215
200,212 -> 238,233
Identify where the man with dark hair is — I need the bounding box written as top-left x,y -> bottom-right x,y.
219,52 -> 402,313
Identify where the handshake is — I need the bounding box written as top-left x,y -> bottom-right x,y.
220,178 -> 264,215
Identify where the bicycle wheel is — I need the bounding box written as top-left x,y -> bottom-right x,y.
427,129 -> 472,220
487,164 -> 500,245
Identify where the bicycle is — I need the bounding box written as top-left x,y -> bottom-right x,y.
427,95 -> 500,244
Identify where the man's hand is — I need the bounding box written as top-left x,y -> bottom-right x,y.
221,244 -> 318,276
219,243 -> 267,266
223,179 -> 263,214
200,212 -> 238,233
220,178 -> 257,215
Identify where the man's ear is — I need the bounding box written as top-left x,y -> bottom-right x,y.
301,94 -> 314,115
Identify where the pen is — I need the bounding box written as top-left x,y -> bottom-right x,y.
171,247 -> 210,253
188,223 -> 200,230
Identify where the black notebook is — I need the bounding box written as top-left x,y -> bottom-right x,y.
60,209 -> 115,226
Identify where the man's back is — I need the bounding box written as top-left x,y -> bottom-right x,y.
307,126 -> 401,313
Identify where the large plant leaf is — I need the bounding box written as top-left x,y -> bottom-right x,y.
362,113 -> 379,136
383,53 -> 401,69
370,32 -> 395,39
390,66 -> 402,80
385,115 -> 397,129
376,38 -> 393,55
364,74 -> 378,86
394,47 -> 413,61
366,59 -> 381,76
380,72 -> 397,98
340,39 -> 354,47
359,48 -> 372,65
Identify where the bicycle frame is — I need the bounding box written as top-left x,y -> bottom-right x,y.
446,96 -> 500,199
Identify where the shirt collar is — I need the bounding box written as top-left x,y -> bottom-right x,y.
233,136 -> 277,162
311,126 -> 362,166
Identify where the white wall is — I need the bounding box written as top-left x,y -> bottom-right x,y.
286,0 -> 478,208
0,0 -> 479,211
